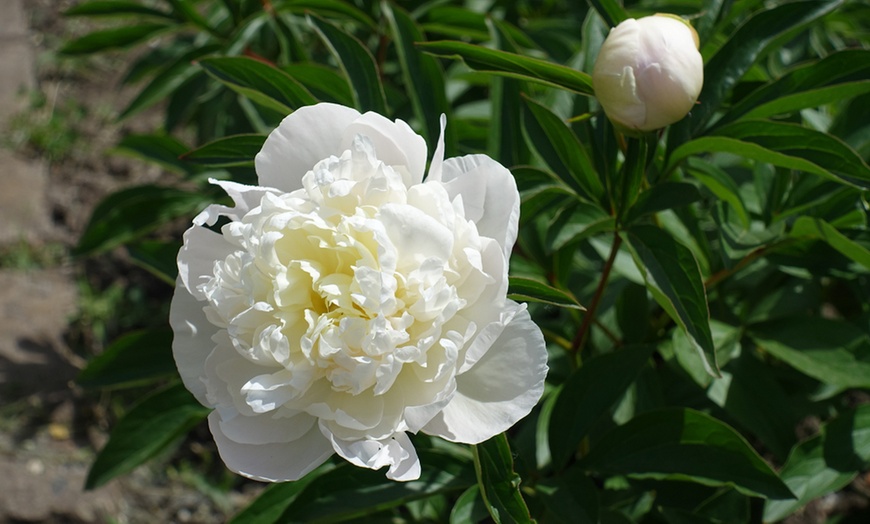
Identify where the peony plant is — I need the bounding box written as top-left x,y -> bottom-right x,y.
169,103 -> 548,482
592,14 -> 704,132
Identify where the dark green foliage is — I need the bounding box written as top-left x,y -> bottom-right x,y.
66,0 -> 870,522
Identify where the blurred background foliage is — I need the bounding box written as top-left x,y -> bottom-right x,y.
61,0 -> 870,522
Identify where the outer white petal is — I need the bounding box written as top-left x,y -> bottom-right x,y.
193,179 -> 281,226
422,305 -> 547,444
215,409 -> 316,445
177,225 -> 236,300
439,155 -> 520,258
169,279 -> 218,407
342,111 -> 428,187
325,428 -> 421,481
255,103 -> 362,192
209,411 -> 333,482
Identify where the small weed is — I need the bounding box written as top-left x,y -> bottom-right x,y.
5,87 -> 84,161
0,240 -> 66,270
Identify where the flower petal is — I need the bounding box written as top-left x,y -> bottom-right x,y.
209,411 -> 333,482
255,103 -> 362,192
422,305 -> 547,444
439,155 -> 520,258
194,179 -> 280,226
325,427 -> 421,481
215,409 -> 316,445
169,279 -> 217,407
341,112 -> 428,187
177,225 -> 236,300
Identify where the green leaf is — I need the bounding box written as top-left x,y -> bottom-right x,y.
537,468 -> 599,524
824,405 -> 870,471
719,49 -> 870,126
281,64 -> 354,106
669,121 -> 870,190
112,134 -> 197,176
549,345 -> 656,470
75,185 -> 209,256
64,0 -> 174,19
581,408 -> 795,500
681,0 -> 843,135
127,239 -> 180,285
120,45 -> 218,119
449,486 -> 490,524
307,14 -> 386,114
86,383 -> 208,489
624,226 -> 717,376
228,463 -> 336,524
748,316 -> 870,388
181,134 -> 266,167
59,23 -> 171,55
790,216 -> 870,270
508,276 -> 584,310
684,157 -> 749,228
522,97 -> 603,201
546,202 -> 615,253
625,183 -> 702,224
418,41 -> 594,96
198,56 -> 317,114
586,0 -> 628,27
278,451 -> 473,522
382,2 -> 452,148
274,0 -> 377,30
763,435 -> 854,521
473,434 -> 534,524
77,329 -> 175,389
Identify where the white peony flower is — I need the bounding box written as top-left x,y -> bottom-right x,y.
170,103 -> 548,482
592,14 -> 704,132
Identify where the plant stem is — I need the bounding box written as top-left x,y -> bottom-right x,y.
571,232 -> 622,352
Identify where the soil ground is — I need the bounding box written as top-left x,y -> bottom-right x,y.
0,1 -> 261,521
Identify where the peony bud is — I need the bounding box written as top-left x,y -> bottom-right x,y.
592,14 -> 703,132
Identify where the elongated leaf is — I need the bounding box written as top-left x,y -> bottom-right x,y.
75,185 -> 209,256
274,0 -> 377,30
537,468 -> 599,524
383,2 -> 451,148
587,0 -> 628,27
127,239 -> 181,284
278,451 -> 473,522
112,133 -> 196,176
684,157 -> 749,227
790,216 -> 870,269
508,276 -> 584,310
763,435 -> 854,521
581,408 -> 794,500
473,434 -> 533,524
86,383 -> 209,489
418,41 -> 594,96
64,0 -> 174,19
624,226 -> 716,376
546,202 -> 615,253
182,134 -> 266,167
198,56 -> 317,114
522,97 -> 602,201
550,345 -> 656,470
669,121 -> 870,189
121,46 -> 217,119
823,405 -> 870,471
681,0 -> 842,135
625,183 -> 702,224
719,49 -> 870,126
449,485 -> 490,524
282,64 -> 354,106
59,23 -> 170,55
229,463 -> 336,524
307,14 -> 386,113
749,316 -> 870,388
78,329 -> 175,389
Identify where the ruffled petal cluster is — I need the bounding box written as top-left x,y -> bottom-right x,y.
170,103 -> 548,481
